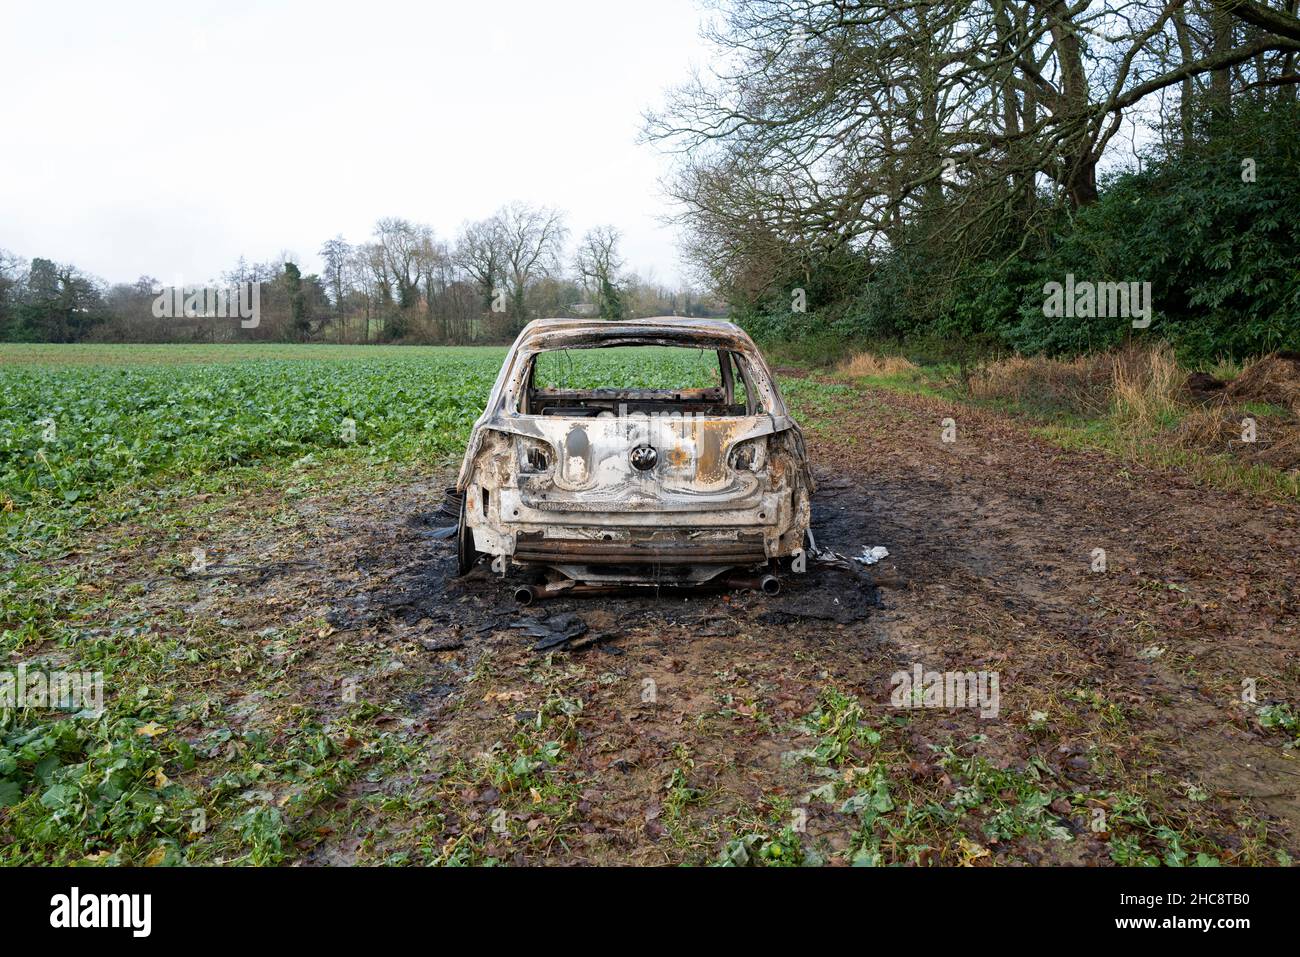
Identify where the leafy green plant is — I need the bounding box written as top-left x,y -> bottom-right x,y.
0,704 -> 199,864
1256,703 -> 1300,748
716,826 -> 812,867
796,687 -> 881,766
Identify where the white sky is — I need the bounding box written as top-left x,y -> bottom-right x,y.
0,0 -> 712,287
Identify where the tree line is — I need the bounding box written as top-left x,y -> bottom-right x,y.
646,0 -> 1300,361
0,202 -> 722,344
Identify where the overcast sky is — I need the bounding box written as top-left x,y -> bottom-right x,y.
0,0 -> 713,287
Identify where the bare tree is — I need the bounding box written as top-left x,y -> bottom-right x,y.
319,236 -> 353,340
373,217 -> 430,312
453,216 -> 505,314
574,225 -> 626,319
496,201 -> 568,327
645,1 -> 1300,298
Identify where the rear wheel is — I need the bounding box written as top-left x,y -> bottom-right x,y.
456,496 -> 479,576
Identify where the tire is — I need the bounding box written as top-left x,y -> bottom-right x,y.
456,496 -> 479,576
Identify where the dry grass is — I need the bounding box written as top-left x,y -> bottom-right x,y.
1225,352 -> 1300,412
967,352 -> 1113,416
959,344 -> 1300,495
1174,352 -> 1300,473
837,351 -> 918,379
967,343 -> 1187,424
838,343 -> 1300,490
1177,399 -> 1300,474
1109,342 -> 1183,428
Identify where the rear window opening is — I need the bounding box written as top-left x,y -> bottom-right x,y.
520,345 -> 758,417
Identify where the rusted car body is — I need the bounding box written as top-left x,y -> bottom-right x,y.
455,317 -> 813,592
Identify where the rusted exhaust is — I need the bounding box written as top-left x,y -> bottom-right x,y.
516,574 -> 780,603
514,579 -> 614,603
718,572 -> 781,595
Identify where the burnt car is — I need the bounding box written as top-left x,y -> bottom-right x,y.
454,317 -> 813,597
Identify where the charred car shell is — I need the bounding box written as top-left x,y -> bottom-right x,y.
455,317 -> 814,587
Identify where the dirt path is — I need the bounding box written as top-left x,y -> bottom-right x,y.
810,388 -> 1300,858
72,381 -> 1300,865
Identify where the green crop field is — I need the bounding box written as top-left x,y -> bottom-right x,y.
0,343 -> 793,510
0,345 -> 505,510
0,343 -> 834,513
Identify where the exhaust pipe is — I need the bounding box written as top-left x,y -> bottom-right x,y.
513,579 -> 602,603
718,572 -> 781,595
516,575 -> 780,603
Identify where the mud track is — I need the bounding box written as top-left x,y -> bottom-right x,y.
106,384 -> 1300,864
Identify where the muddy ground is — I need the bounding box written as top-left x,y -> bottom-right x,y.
70,383 -> 1300,865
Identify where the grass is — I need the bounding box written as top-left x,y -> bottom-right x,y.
833,343 -> 1300,502
0,342 -> 499,366
0,342 -> 781,516
0,346 -> 505,511
705,682 -> 1269,867
2,496 -> 404,864
1256,703 -> 1300,749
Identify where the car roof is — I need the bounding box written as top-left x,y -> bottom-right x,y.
514,316 -> 753,350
